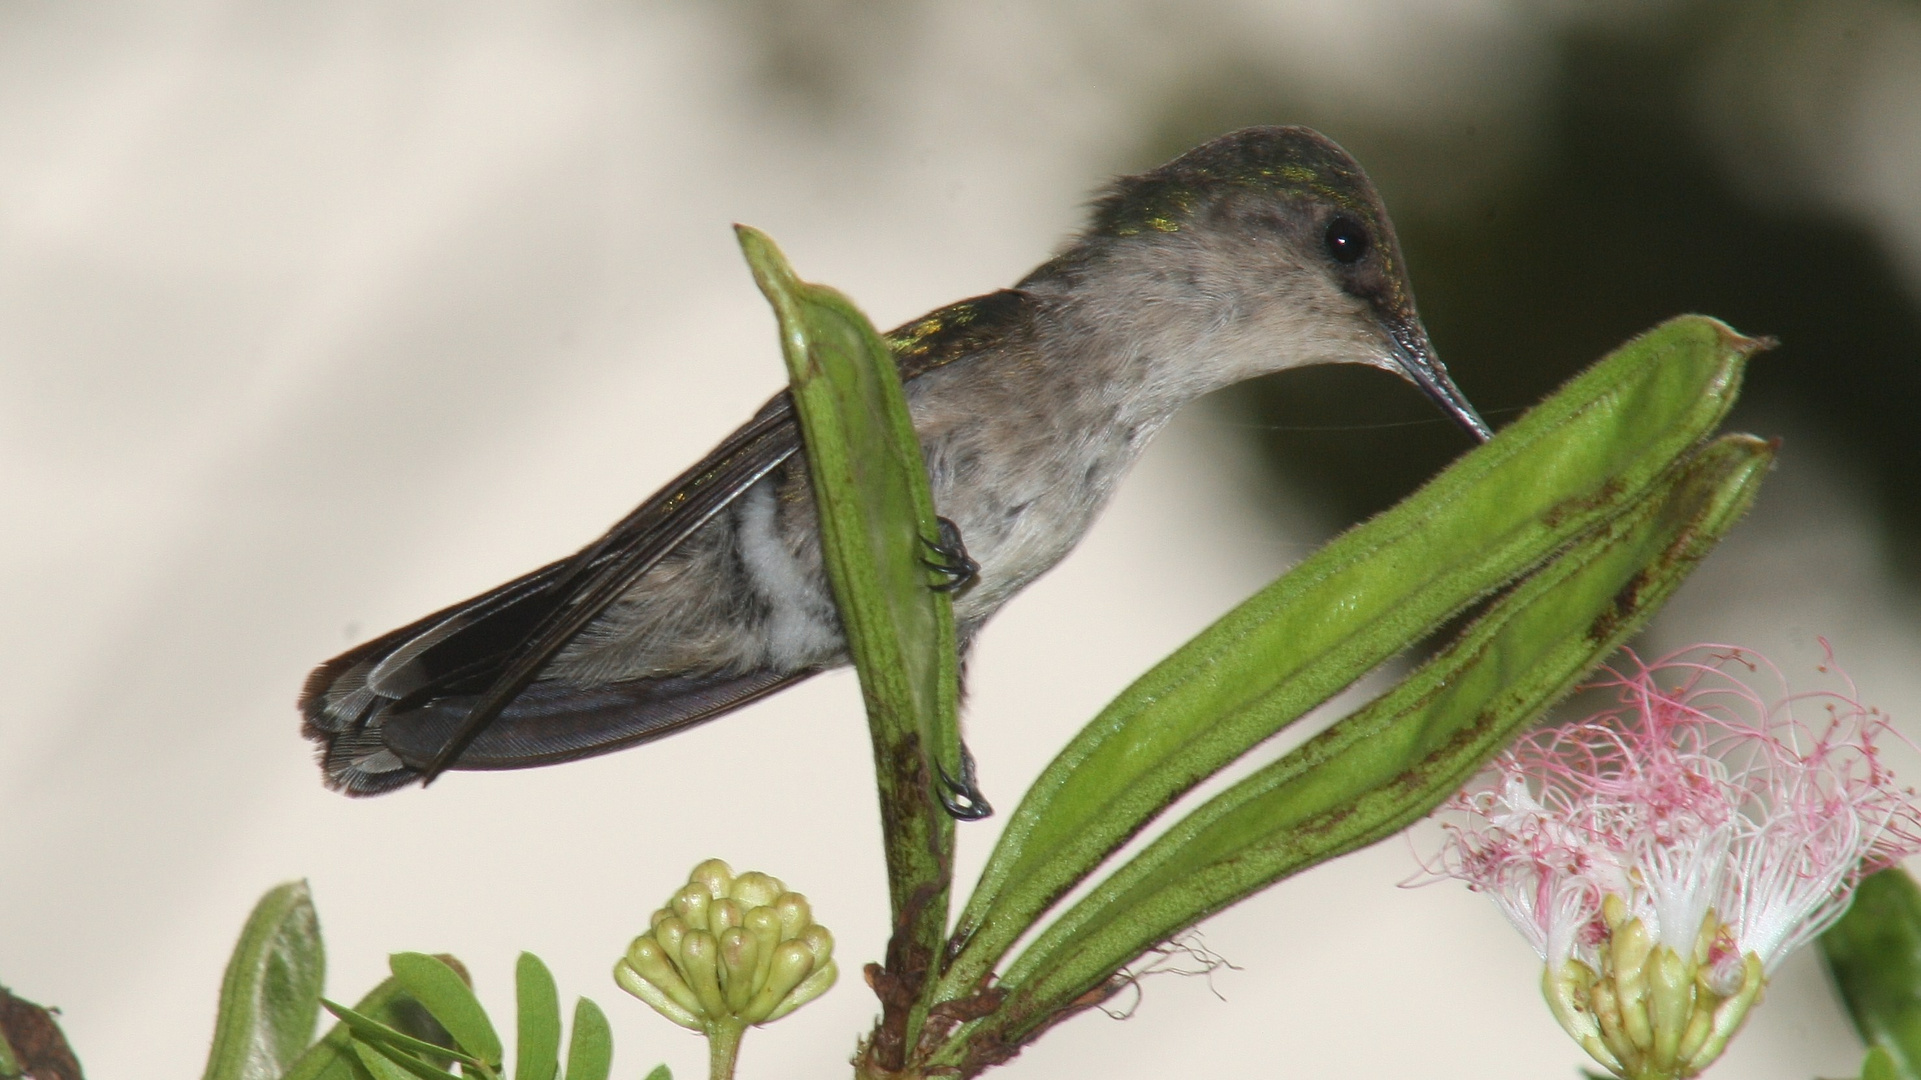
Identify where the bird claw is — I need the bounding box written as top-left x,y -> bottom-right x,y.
922,516 -> 979,594
937,745 -> 993,820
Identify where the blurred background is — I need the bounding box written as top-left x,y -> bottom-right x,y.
2,1 -> 1917,1077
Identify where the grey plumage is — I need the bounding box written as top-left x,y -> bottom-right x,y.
301,126 -> 1489,795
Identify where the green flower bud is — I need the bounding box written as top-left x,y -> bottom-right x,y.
773,893 -> 811,941
719,927 -> 760,1013
672,883 -> 711,930
614,959 -> 702,1031
689,858 -> 734,900
614,858 -> 839,1039
653,915 -> 689,962
730,872 -> 784,909
1538,900 -> 1766,1080
763,960 -> 837,1022
711,898 -> 744,935
624,936 -> 702,1018
741,941 -> 815,1023
680,929 -> 727,1019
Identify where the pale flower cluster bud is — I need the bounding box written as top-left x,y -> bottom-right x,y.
614,859 -> 837,1031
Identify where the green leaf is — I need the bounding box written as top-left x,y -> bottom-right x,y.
738,225 -> 963,1051
642,1067 -> 673,1080
319,1000 -> 482,1070
352,1039 -> 464,1080
940,315 -> 1764,997
1865,1046 -> 1903,1080
1822,867 -> 1921,1080
562,999 -> 611,1080
352,1042 -> 430,1080
201,880 -> 327,1080
285,970 -> 462,1080
515,954 -> 560,1080
937,434 -> 1770,1060
390,953 -> 503,1069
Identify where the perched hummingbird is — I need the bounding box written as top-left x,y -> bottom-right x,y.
302,126 -> 1490,796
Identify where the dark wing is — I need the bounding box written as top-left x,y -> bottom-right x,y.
301,288 -> 1036,795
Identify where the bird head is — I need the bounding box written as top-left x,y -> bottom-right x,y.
1033,126 -> 1490,441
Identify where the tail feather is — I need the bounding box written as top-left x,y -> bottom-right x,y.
310,667 -> 821,796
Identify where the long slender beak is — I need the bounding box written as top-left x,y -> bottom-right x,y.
1388,320 -> 1492,442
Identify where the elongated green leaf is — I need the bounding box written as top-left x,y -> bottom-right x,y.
934,434 -> 1770,1061
319,1000 -> 481,1069
353,1042 -> 432,1080
389,954 -> 501,1070
939,316 -> 1763,998
202,880 -> 326,1080
514,954 -> 560,1080
1822,867 -> 1921,1080
562,999 -> 611,1080
353,1039 -> 463,1080
643,1067 -> 672,1080
285,974 -> 461,1080
738,225 -> 963,1058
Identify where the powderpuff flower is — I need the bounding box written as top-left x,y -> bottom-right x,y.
1421,644 -> 1921,1080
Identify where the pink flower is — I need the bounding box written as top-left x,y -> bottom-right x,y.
1422,644 -> 1920,1079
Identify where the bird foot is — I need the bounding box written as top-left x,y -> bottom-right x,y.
937,744 -> 993,820
922,516 -> 979,594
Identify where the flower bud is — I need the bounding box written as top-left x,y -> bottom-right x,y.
711,898 -> 744,935
671,883 -> 711,930
614,858 -> 839,1037
689,858 -> 733,900
774,893 -> 811,941
719,926 -> 760,1013
1540,907 -> 1765,1080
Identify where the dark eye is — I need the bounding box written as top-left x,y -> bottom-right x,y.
1324,215 -> 1370,264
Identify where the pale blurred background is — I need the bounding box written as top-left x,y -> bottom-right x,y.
3,2 -> 1919,1078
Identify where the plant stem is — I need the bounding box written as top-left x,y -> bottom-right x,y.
706,1020 -> 745,1080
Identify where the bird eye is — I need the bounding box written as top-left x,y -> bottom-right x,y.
1324,215 -> 1370,264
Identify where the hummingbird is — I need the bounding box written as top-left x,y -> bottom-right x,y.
301,126 -> 1491,797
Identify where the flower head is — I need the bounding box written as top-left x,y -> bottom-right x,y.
1423,645 -> 1920,1079
615,859 -> 837,1033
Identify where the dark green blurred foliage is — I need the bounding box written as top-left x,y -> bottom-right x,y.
1822,867 -> 1921,1080
1144,4 -> 1921,571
